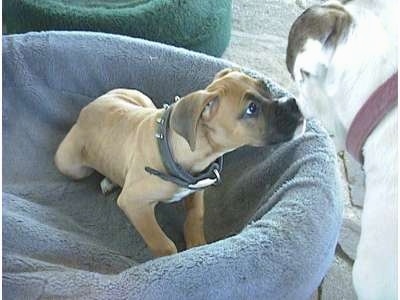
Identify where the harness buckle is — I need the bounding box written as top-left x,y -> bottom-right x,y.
187,169 -> 221,189
188,178 -> 217,189
213,169 -> 221,184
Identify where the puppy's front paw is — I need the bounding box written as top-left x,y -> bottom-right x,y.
185,236 -> 207,249
100,177 -> 117,195
150,240 -> 178,257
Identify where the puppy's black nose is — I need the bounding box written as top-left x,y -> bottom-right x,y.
282,97 -> 302,121
266,97 -> 304,145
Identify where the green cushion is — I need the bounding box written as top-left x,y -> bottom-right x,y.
4,0 -> 232,56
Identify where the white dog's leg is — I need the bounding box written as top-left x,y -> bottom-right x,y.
100,177 -> 118,195
353,182 -> 397,300
352,112 -> 398,300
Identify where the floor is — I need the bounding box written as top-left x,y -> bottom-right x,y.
222,1 -> 365,299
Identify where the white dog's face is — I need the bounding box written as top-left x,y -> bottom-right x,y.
291,37 -> 348,150
286,0 -> 397,151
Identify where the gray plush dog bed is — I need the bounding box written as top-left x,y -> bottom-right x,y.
3,31 -> 343,299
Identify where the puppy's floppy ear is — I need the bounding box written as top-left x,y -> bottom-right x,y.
170,91 -> 218,151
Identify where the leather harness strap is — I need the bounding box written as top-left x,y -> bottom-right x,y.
145,103 -> 223,190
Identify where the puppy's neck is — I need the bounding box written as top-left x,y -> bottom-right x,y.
169,128 -> 225,174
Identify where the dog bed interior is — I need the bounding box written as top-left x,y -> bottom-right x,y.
3,0 -> 232,57
3,31 -> 343,299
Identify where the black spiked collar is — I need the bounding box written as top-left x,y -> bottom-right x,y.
145,102 -> 223,190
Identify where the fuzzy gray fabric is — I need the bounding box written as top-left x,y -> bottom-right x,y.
2,31 -> 343,300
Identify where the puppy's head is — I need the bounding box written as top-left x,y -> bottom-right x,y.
171,68 -> 304,152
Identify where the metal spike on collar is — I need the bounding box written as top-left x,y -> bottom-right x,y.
174,96 -> 181,102
163,104 -> 169,110
156,118 -> 164,124
155,133 -> 164,139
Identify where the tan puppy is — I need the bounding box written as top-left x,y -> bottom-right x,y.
55,69 -> 303,257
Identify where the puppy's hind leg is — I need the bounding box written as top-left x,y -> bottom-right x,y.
55,125 -> 93,180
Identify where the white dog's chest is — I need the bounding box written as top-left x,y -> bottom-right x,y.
166,188 -> 195,203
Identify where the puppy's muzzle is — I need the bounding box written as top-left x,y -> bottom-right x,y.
268,97 -> 305,144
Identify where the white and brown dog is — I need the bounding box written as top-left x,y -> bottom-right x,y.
55,69 -> 304,257
286,0 -> 398,299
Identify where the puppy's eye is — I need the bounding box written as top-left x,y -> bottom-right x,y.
245,102 -> 259,116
